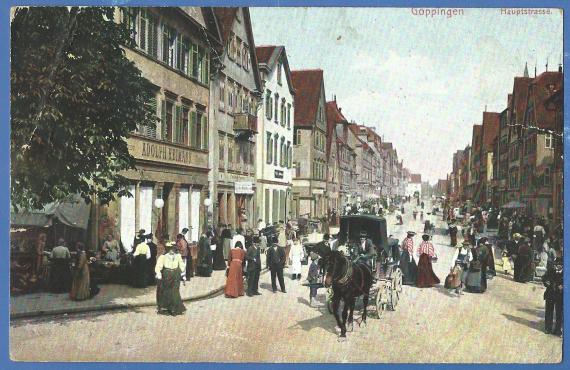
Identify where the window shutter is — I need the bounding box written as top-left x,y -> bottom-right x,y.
147,96 -> 157,138
149,15 -> 158,58
201,114 -> 207,149
160,99 -> 167,140
140,11 -> 147,51
175,105 -> 182,143
190,111 -> 197,148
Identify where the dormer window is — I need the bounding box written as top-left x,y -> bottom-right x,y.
277,60 -> 283,85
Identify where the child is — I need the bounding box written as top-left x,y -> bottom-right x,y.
501,250 -> 512,275
307,253 -> 320,307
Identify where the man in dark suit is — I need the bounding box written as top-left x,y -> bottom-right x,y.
266,237 -> 286,293
246,242 -> 262,296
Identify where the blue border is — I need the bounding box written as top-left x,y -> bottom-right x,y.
1,0 -> 568,369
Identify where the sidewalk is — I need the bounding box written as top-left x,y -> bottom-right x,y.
11,254 -> 267,319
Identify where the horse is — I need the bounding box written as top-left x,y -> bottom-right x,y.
324,250 -> 374,341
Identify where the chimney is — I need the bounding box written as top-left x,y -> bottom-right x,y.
546,57 -> 549,72
334,94 -> 337,102
484,104 -> 487,112
559,64 -> 563,73
338,107 -> 342,113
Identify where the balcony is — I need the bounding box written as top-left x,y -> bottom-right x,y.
234,113 -> 258,138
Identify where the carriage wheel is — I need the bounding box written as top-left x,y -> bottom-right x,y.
375,288 -> 384,318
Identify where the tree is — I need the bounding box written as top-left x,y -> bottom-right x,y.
11,7 -> 156,211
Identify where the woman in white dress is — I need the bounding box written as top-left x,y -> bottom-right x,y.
289,238 -> 303,280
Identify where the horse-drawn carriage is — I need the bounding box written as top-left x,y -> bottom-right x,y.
304,215 -> 403,339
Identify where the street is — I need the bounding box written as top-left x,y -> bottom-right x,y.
10,202 -> 562,363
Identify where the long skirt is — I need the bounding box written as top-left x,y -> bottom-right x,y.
131,255 -> 149,288
514,255 -> 531,283
156,268 -> 186,315
399,251 -> 417,285
197,251 -> 213,277
465,268 -> 485,293
70,266 -> 90,301
50,259 -> 71,293
416,254 -> 440,288
212,244 -> 226,270
444,266 -> 463,289
224,260 -> 245,298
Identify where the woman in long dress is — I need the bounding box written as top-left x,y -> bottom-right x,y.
197,232 -> 213,277
416,234 -> 440,288
448,221 -> 458,247
289,238 -> 303,280
513,238 -> 532,283
131,240 -> 151,287
155,242 -> 186,316
224,242 -> 246,298
211,229 -> 226,270
70,243 -> 91,301
399,232 -> 417,285
464,243 -> 485,293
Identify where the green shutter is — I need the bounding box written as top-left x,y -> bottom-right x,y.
190,111 -> 197,148
201,114 -> 208,149
148,96 -> 157,138
148,14 -> 158,58
175,105 -> 182,143
160,100 -> 166,140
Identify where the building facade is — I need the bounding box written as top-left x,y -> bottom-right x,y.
291,69 -> 328,218
255,45 -> 295,225
209,7 -> 262,230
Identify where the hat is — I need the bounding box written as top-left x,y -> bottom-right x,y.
407,231 -> 416,236
359,231 -> 368,238
422,234 -> 430,241
462,239 -> 472,246
165,241 -> 176,250
137,229 -> 146,235
512,233 -> 522,240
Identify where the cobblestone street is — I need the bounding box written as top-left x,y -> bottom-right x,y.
10,203 -> 562,363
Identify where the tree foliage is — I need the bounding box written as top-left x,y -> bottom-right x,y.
11,7 -> 156,211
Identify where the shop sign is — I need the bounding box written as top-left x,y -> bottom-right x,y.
127,137 -> 208,168
274,169 -> 284,179
235,182 -> 254,194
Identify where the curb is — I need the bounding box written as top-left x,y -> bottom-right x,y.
11,268 -> 269,320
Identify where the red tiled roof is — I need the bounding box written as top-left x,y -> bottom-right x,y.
482,112 -> 500,152
255,45 -> 276,64
213,7 -> 238,44
410,174 -> 421,183
531,71 -> 563,130
326,101 -> 347,124
291,69 -> 324,127
511,77 -> 533,124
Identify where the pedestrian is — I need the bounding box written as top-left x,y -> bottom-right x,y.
101,234 -> 120,263
146,234 -> 158,285
449,220 -> 458,247
155,241 -> 186,316
533,221 -> 546,253
267,238 -> 286,293
307,253 -> 320,307
513,234 -> 532,283
413,209 -> 418,220
290,237 -> 303,280
447,240 -> 473,295
196,232 -> 213,277
542,247 -> 563,336
245,240 -> 262,296
416,234 -> 440,288
224,242 -> 246,298
34,232 -> 47,276
69,242 -> 94,301
399,231 -> 417,285
131,237 -> 151,287
212,227 -> 226,271
421,201 -> 425,209
464,241 -> 487,293
176,233 -> 193,279
221,224 -> 232,262
278,220 -> 289,263
501,249 -> 513,275
48,238 -> 71,293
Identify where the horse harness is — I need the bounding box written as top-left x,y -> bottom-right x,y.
334,256 -> 370,295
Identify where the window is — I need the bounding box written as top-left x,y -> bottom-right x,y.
219,81 -> 225,110
273,134 -> 279,165
294,129 -> 301,145
242,45 -> 249,70
161,100 -> 174,141
121,7 -> 138,42
287,104 -> 291,129
287,142 -> 292,168
274,94 -> 279,123
228,32 -> 236,60
236,38 -> 242,65
545,134 -> 554,149
544,168 -> 551,186
277,61 -> 283,85
265,90 -> 272,120
179,106 -> 189,145
280,99 -> 286,126
266,133 -> 273,164
138,96 -> 157,138
219,134 -> 225,168
161,24 -> 176,67
228,138 -> 234,164
280,137 -> 286,166
139,9 -> 159,58
194,111 -> 205,149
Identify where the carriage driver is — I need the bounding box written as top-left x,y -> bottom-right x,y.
357,231 -> 376,267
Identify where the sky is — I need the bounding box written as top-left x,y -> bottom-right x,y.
250,7 -> 563,184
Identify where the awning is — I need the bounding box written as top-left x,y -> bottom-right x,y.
501,200 -> 526,209
10,194 -> 91,230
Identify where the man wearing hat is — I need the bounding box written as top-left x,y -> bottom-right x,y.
266,236 -> 286,293
356,231 -> 375,267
